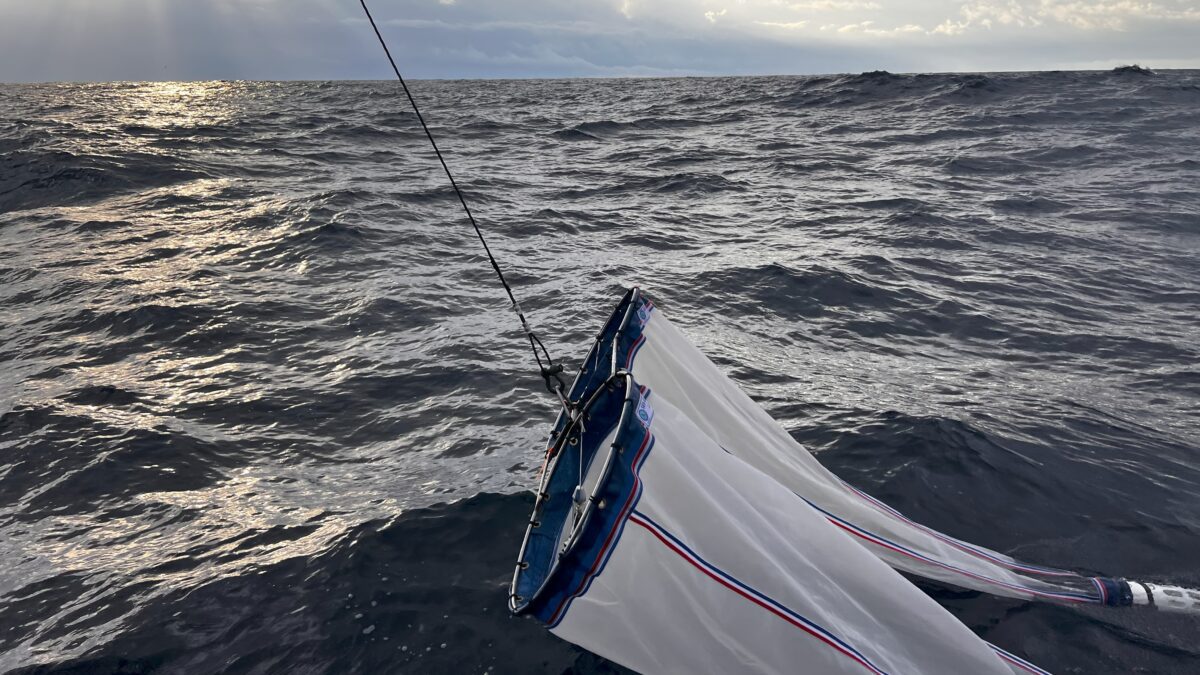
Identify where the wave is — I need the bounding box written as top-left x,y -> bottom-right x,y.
0,149 -> 213,212
3,73 -> 1199,674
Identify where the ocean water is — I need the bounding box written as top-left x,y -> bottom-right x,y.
1,70 -> 1198,673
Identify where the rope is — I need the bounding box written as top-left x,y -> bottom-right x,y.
358,0 -> 569,402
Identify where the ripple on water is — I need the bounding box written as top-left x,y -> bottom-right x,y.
1,73 -> 1198,673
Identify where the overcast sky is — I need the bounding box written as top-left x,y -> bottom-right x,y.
2,0 -> 1198,81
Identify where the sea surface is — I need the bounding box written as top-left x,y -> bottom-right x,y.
1,70 -> 1199,673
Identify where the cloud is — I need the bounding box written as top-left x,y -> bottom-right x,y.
930,0 -> 1200,36
837,19 -> 872,31
932,19 -> 968,33
787,0 -> 882,10
1037,0 -> 1200,30
0,0 -> 1197,82
756,20 -> 811,28
832,20 -> 927,34
705,8 -> 729,23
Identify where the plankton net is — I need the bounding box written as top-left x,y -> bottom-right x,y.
510,289 -> 1198,675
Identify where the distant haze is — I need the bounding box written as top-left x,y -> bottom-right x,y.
2,0 -> 1198,82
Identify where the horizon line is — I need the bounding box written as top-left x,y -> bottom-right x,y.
3,64 -> 1190,86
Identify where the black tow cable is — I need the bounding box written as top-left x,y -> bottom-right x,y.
358,0 -> 571,405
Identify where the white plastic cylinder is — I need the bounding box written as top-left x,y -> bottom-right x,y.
1130,581 -> 1200,615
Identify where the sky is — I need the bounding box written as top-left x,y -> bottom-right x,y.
1,0 -> 1198,82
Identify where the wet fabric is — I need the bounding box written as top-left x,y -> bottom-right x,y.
513,288 -> 1074,674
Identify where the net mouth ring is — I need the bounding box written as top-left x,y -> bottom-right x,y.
510,370 -> 637,615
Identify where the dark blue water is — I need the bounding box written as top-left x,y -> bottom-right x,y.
2,70 -> 1199,673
